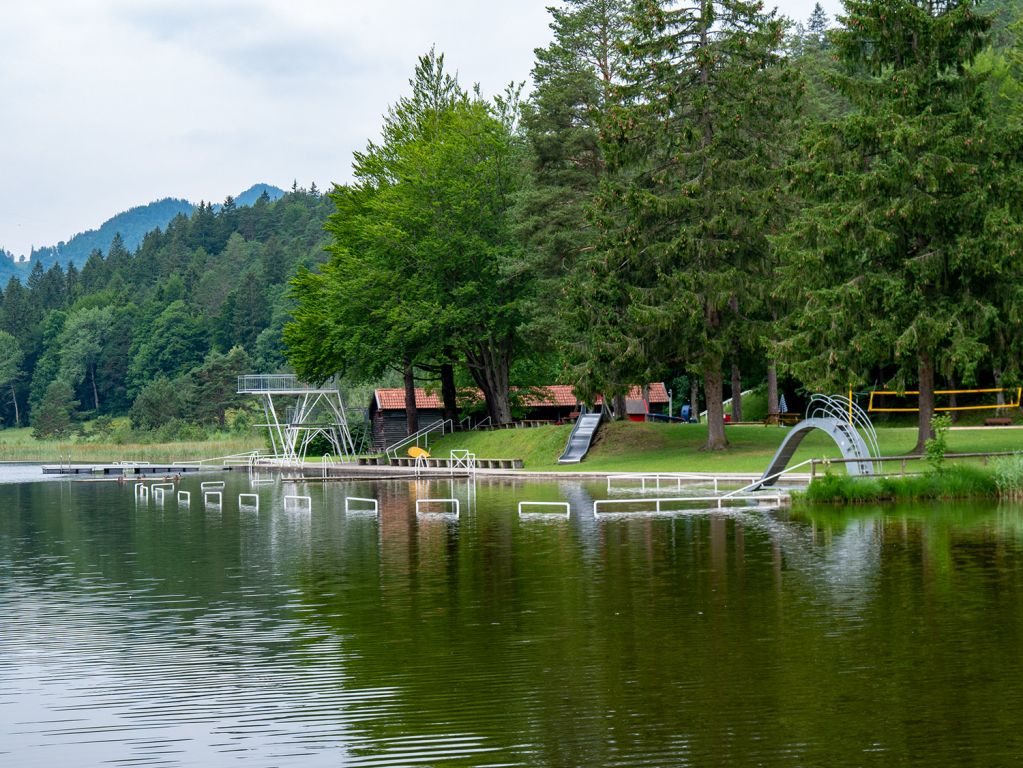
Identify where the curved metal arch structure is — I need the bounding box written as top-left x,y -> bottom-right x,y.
757,394 -> 879,488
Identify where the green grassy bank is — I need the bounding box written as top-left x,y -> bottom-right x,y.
796,452 -> 1023,504
7,417 -> 1023,475
0,427 -> 262,464
425,420 -> 1023,473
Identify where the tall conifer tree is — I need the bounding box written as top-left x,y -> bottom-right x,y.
776,0 -> 1022,451
600,0 -> 799,448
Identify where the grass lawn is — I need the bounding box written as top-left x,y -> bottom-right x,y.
426,420 -> 1023,473
0,427 -> 263,464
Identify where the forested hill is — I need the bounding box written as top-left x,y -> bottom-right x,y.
25,198 -> 194,273
0,183 -> 286,283
0,185 -> 330,434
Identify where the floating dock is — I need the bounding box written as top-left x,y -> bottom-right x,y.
42,464 -> 234,476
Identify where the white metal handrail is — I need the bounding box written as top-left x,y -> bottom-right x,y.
721,458 -> 817,498
807,394 -> 880,462
415,498 -> 460,515
593,493 -> 782,515
605,473 -> 762,494
386,419 -> 454,460
518,501 -> 570,518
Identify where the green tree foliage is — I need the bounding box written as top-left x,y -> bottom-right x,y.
517,0 -> 633,410
776,0 -> 1023,451
32,379 -> 78,439
0,185 -> 332,432
598,0 -> 800,448
129,377 -> 185,431
127,300 -> 207,395
190,346 -> 252,428
288,51 -> 532,424
57,306 -> 114,412
0,331 -> 24,426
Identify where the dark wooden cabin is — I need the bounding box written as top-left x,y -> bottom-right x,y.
369,383 -> 669,451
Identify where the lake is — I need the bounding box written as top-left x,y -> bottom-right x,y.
2,468 -> 1023,766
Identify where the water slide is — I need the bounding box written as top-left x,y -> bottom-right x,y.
558,409 -> 603,464
753,418 -> 875,489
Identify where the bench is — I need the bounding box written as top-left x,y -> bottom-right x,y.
765,412 -> 801,426
984,417 -> 1013,426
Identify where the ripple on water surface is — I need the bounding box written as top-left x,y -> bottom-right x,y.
4,474 -> 1023,766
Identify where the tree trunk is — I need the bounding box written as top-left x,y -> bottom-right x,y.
690,378 -> 700,423
440,361 -> 458,425
767,361 -> 779,416
730,361 -> 743,423
914,353 -> 936,454
703,365 -> 728,451
995,367 -> 1005,405
91,363 -> 100,412
403,358 -> 419,435
10,383 -> 19,427
465,341 -> 513,424
613,393 -> 627,421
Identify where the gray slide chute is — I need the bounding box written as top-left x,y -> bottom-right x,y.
754,394 -> 879,489
558,409 -> 603,464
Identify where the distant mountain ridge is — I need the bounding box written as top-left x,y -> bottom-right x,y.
0,183 -> 285,281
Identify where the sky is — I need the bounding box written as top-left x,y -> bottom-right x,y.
0,0 -> 842,258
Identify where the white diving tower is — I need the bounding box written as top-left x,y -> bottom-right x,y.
238,374 -> 357,464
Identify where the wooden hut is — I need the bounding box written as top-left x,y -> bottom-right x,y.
369,383 -> 669,451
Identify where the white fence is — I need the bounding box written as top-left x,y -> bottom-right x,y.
345,497 -> 379,514
517,501 -> 570,518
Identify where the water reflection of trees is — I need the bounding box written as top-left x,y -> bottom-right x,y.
10,481 -> 1023,765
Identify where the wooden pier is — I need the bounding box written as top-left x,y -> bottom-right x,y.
42,464 -> 234,476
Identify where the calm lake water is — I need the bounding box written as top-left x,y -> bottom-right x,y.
2,468 -> 1023,767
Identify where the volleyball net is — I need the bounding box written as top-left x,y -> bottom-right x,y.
867,388 -> 1022,413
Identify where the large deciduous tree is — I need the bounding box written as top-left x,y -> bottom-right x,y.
58,306 -> 114,412
288,50 -> 532,425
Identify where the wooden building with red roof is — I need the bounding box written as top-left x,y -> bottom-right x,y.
369,383 -> 668,450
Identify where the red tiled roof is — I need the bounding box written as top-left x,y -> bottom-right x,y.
596,383 -> 669,405
518,385 -> 578,407
375,388 -> 445,410
374,383 -> 668,410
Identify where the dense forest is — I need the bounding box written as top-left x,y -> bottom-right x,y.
4,0 -> 1023,455
0,184 -> 285,283
0,186 -> 332,439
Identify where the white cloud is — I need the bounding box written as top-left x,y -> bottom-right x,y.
0,0 -> 839,257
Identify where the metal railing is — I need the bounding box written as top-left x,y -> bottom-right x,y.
808,450 -> 1023,479
238,374 -> 303,392
172,450 -> 260,467
593,493 -> 783,515
459,414 -> 492,430
386,419 -> 454,460
807,393 -> 881,462
723,458 -> 817,497
606,472 -> 763,494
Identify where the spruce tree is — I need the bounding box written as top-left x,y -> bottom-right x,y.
776,0 -> 1020,451
521,0 -> 636,414
601,0 -> 800,448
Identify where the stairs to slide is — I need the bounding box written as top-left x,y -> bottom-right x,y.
558,410 -> 603,464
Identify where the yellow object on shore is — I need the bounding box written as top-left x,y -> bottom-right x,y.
408,446 -> 430,459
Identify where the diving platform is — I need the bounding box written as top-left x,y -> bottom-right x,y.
239,374 -> 357,463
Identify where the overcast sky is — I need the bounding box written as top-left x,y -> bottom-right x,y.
0,0 -> 842,258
